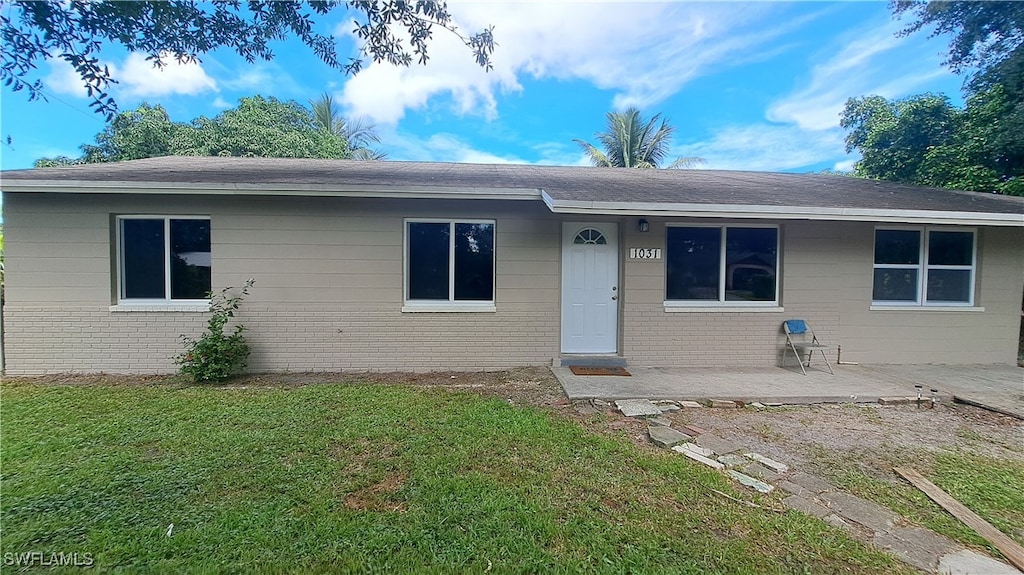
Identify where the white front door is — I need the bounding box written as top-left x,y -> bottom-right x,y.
560,222 -> 619,354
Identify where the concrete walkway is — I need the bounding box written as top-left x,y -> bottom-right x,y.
553,363 -> 1024,418
620,404 -> 1023,574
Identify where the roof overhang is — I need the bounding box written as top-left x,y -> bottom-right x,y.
541,191 -> 1024,227
3,178 -> 1020,227
0,179 -> 544,201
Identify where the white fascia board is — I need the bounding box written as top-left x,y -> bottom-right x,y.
0,179 -> 544,201
540,192 -> 1024,227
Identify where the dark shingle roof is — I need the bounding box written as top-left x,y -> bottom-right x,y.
2,156 -> 1022,217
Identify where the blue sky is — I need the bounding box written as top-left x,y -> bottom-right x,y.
0,1 -> 965,172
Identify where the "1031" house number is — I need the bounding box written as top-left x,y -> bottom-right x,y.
629,248 -> 662,260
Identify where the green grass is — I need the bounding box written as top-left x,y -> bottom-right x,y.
1,382 -> 913,574
811,445 -> 1024,558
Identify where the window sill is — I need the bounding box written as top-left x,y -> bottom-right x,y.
663,303 -> 784,313
869,305 -> 985,312
110,303 -> 210,313
402,303 -> 497,313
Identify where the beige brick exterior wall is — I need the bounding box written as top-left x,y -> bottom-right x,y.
618,217 -> 1023,367
3,193 -> 1021,374
3,193 -> 560,374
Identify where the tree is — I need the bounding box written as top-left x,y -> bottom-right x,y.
893,1 -> 1024,82
574,108 -> 703,169
2,1 -> 495,119
83,103 -> 179,163
840,90 -> 1024,195
309,92 -> 386,160
840,93 -> 958,184
34,96 -> 352,166
172,96 -> 350,158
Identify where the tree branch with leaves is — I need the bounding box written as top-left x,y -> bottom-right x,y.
2,1 -> 494,120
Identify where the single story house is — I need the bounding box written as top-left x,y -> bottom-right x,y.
1,156 -> 1022,375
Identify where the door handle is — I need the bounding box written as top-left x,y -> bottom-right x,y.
612,295 -> 618,301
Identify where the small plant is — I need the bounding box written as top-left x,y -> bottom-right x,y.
176,279 -> 254,382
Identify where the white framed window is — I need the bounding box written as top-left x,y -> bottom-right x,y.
872,227 -> 976,306
117,216 -> 211,304
404,219 -> 495,310
665,224 -> 779,306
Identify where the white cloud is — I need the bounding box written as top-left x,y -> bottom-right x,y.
44,53 -> 216,101
341,2 -> 815,124
681,14 -> 958,173
381,129 -> 590,166
767,17 -> 956,131
44,59 -> 90,98
673,124 -> 846,172
833,158 -> 857,172
384,131 -> 526,164
118,52 -> 217,98
211,96 -> 232,110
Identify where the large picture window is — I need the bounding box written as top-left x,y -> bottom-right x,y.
118,216 -> 211,302
405,220 -> 494,306
873,227 -> 975,305
666,225 -> 778,305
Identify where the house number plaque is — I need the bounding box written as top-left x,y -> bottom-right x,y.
629,248 -> 662,260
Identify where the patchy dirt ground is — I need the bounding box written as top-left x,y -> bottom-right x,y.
11,367 -> 1020,471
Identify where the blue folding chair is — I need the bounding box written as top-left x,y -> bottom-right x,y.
783,319 -> 834,375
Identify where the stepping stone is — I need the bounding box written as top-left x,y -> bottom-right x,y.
744,452 -> 789,473
872,527 -> 957,573
615,399 -> 661,417
938,549 -> 1020,575
695,434 -> 742,455
787,472 -> 835,494
778,480 -> 813,497
655,401 -> 680,412
708,399 -> 739,408
592,399 -> 611,408
678,401 -> 703,408
674,443 -> 714,458
716,454 -> 749,468
782,495 -> 831,518
727,470 -> 774,493
749,402 -> 767,409
647,416 -> 672,427
819,491 -> 898,533
671,445 -> 724,470
741,462 -> 782,483
647,425 -> 691,448
680,424 -> 707,436
824,514 -> 852,531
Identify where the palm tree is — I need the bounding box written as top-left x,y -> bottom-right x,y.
309,92 -> 387,160
574,107 -> 703,168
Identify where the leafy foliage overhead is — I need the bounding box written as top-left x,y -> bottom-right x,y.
34,96 -> 365,166
1,1 -> 495,119
838,1 -> 1024,196
574,107 -> 703,169
893,0 -> 1024,82
840,88 -> 1024,195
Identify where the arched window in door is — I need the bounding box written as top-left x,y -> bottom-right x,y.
573,228 -> 607,245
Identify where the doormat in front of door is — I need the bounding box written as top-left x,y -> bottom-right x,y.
569,366 -> 631,376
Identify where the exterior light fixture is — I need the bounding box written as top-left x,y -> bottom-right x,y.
638,219 -> 650,233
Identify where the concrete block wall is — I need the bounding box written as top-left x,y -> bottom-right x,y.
618,217 -> 841,367
618,217 -> 1022,367
2,193 -> 560,374
3,192 -> 1020,374
836,223 -> 1024,364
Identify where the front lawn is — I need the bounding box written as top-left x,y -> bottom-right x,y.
1,381 -> 912,573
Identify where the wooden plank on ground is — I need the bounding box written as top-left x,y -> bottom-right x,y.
894,466 -> 1024,572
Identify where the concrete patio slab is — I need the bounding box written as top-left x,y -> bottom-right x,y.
551,364 -> 1024,417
